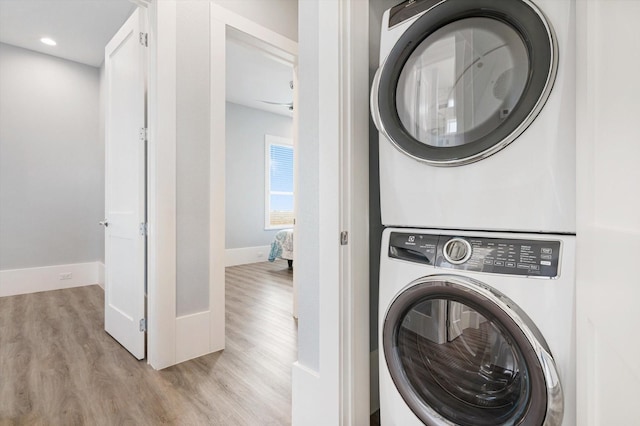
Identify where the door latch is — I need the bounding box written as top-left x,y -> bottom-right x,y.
340,231 -> 349,246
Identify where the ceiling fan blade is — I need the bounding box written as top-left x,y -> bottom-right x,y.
259,100 -> 294,107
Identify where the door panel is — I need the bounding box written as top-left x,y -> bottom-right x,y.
104,7 -> 146,360
576,0 -> 640,423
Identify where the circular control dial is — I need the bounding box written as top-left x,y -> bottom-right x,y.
443,238 -> 472,264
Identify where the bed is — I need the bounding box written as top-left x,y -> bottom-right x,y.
268,228 -> 294,268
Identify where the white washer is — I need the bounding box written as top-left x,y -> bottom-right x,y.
371,0 -> 575,233
379,228 -> 575,425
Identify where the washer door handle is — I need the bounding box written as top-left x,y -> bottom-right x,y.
370,64 -> 384,134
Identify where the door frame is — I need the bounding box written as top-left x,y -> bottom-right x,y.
208,3 -> 299,354
144,0 -> 178,369
292,0 -> 370,424
144,3 -> 371,424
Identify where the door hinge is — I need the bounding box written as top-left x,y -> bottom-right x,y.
139,32 -> 148,47
139,127 -> 147,142
139,318 -> 147,332
139,222 -> 147,236
340,231 -> 349,246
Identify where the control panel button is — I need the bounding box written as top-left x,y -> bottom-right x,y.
443,238 -> 472,265
505,262 -> 516,268
494,261 -> 504,266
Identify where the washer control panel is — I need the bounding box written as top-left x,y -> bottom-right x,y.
389,232 -> 561,278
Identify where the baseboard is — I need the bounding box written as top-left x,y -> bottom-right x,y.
225,245 -> 271,267
175,311 -> 212,364
97,262 -> 105,289
292,362 -> 330,425
370,349 -> 380,414
0,262 -> 101,298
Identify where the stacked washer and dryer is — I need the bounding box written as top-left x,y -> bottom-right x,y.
371,0 -> 576,425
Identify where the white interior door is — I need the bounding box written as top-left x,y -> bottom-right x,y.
104,8 -> 147,360
576,0 -> 640,423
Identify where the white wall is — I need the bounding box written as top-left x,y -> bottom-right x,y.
212,0 -> 298,41
225,102 -> 292,249
575,0 -> 640,423
0,43 -> 103,271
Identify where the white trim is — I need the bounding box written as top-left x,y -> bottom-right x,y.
209,5 -> 298,365
210,4 -> 298,59
0,262 -> 101,298
128,0 -> 150,8
225,245 -> 272,267
338,0 -> 370,422
209,6 -> 227,360
292,64 -> 299,321
98,262 -> 105,289
175,311 -> 211,364
146,0 -> 177,370
292,361 -> 323,424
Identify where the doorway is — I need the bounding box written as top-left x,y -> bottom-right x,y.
208,5 -> 299,355
208,8 -> 299,422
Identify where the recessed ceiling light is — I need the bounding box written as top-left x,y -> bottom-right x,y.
40,38 -> 57,46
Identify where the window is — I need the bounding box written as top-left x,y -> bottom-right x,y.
265,135 -> 294,229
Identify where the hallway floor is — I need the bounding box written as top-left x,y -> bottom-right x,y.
0,260 -> 296,425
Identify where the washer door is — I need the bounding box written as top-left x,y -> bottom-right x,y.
371,0 -> 557,166
383,275 -> 563,426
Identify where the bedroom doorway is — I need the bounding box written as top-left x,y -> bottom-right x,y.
224,31 -> 296,281
208,6 -> 299,421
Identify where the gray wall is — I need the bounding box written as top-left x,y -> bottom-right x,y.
212,0 -> 298,41
297,0 -> 320,371
225,102 -> 293,249
0,43 -> 103,270
176,1 -> 211,317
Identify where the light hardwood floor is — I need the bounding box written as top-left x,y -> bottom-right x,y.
0,260 -> 296,425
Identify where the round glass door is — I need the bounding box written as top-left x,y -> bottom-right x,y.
382,276 -> 563,425
373,0 -> 557,166
396,17 -> 528,148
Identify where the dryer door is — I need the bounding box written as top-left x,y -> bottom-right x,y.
382,275 -> 563,426
371,0 -> 557,166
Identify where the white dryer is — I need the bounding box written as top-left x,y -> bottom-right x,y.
379,228 -> 575,425
371,0 -> 575,233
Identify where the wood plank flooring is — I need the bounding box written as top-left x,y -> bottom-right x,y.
0,260 -> 296,425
